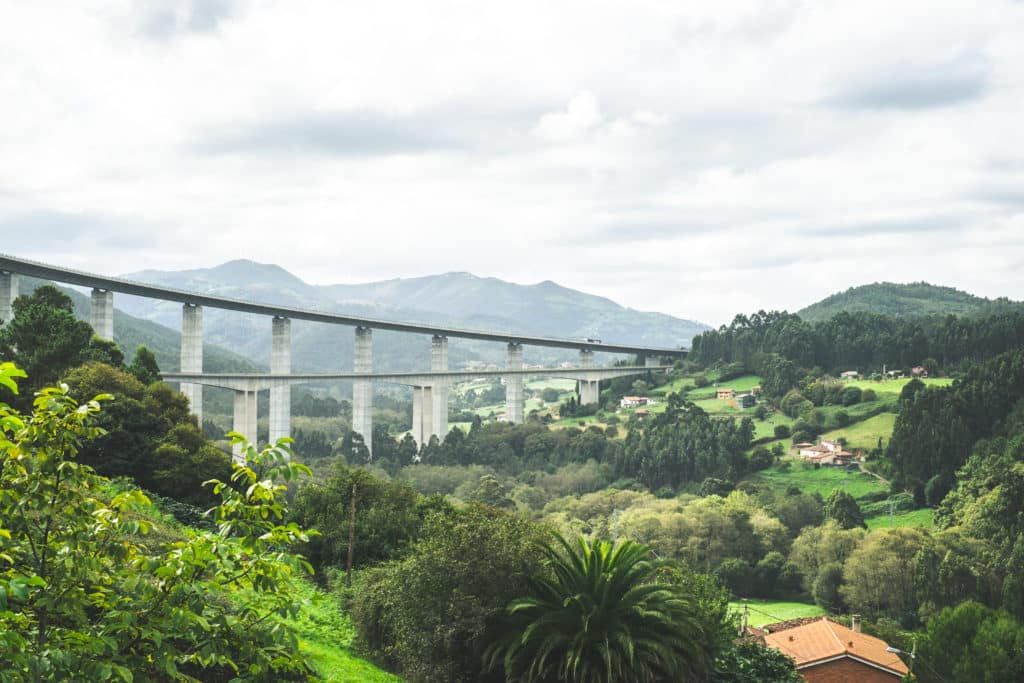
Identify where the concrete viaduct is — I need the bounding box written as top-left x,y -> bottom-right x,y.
0,254 -> 688,460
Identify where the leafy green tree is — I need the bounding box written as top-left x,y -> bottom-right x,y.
0,362 -> 316,681
127,344 -> 161,385
485,535 -> 720,682
351,505 -> 547,682
711,642 -> 802,683
823,489 -> 866,529
0,285 -> 93,402
291,462 -> 430,574
915,601 -> 1024,683
840,527 -> 930,623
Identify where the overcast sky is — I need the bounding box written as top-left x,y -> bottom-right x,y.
1,1 -> 1022,326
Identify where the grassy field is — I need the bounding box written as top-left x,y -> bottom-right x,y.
865,508 -> 935,530
821,412 -> 898,451
844,377 -> 953,399
728,600 -> 826,627
687,374 -> 763,400
284,581 -> 403,682
748,459 -> 888,501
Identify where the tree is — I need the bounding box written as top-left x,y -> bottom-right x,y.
0,362 -> 316,681
711,642 -> 802,683
841,527 -> 930,624
485,535 -> 720,682
351,505 -> 547,682
127,344 -> 161,385
0,285 -> 93,403
915,601 -> 1024,683
824,489 -> 866,529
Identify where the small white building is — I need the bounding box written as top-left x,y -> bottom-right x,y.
620,396 -> 649,408
840,370 -> 859,380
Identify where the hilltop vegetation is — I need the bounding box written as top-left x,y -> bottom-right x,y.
798,281 -> 1022,321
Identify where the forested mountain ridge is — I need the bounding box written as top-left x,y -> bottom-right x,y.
118,261 -> 708,370
798,282 -> 1023,322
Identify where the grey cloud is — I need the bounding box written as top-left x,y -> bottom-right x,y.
825,55 -> 988,110
138,0 -> 237,40
194,110 -> 465,158
801,214 -> 965,237
0,211 -> 162,249
191,101 -> 546,158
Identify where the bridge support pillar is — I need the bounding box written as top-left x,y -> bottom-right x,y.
645,355 -> 660,368
431,335 -> 448,440
352,326 -> 373,459
0,271 -> 17,327
578,349 -> 600,406
90,288 -> 114,340
269,317 -> 291,446
505,342 -> 524,424
411,385 -> 434,451
180,304 -> 203,421
232,388 -> 258,463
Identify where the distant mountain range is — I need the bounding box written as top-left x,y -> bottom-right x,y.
797,282 -> 1024,322
111,261 -> 708,371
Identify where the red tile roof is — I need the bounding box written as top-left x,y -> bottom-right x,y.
763,618 -> 908,677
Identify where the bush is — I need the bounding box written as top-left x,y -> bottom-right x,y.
841,385 -> 862,406
774,424 -> 791,439
862,388 -> 878,402
694,375 -> 710,388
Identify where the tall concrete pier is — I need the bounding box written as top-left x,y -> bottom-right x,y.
645,355 -> 661,368
0,271 -> 17,326
180,304 -> 203,421
90,288 -> 114,340
269,317 -> 291,445
411,385 -> 434,450
352,326 -> 373,458
431,335 -> 449,439
505,342 -> 524,423
232,388 -> 258,462
578,349 -> 600,405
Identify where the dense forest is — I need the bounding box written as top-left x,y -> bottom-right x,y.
5,284 -> 1024,681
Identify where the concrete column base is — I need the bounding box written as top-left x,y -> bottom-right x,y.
90,288 -> 114,341
0,271 -> 17,326
431,335 -> 449,440
180,304 -> 203,422
232,388 -> 258,463
352,326 -> 374,459
269,317 -> 291,446
505,342 -> 524,424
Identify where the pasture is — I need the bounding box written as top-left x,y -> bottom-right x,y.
729,600 -> 827,627
748,458 -> 889,502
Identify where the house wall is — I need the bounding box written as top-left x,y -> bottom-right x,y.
800,658 -> 902,683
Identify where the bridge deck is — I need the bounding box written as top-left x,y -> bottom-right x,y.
1,253 -> 687,356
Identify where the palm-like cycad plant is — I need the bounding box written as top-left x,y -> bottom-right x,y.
485,534 -> 715,682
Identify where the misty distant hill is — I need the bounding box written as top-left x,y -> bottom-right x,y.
797,282 -> 1024,322
118,261 -> 707,371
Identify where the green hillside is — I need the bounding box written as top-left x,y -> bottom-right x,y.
797,281 -> 1022,321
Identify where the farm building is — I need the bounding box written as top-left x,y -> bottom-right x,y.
716,388 -> 736,400
840,370 -> 859,379
620,396 -> 649,408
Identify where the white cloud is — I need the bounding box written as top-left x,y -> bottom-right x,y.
0,0 -> 1022,327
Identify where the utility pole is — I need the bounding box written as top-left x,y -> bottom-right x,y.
346,479 -> 357,587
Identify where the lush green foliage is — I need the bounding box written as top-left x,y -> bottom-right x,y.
485,536 -> 724,682
350,504 -> 547,682
0,362 -> 316,682
889,348 -> 1024,498
691,307 -> 1024,374
797,281 -> 1017,321
915,601 -> 1024,683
